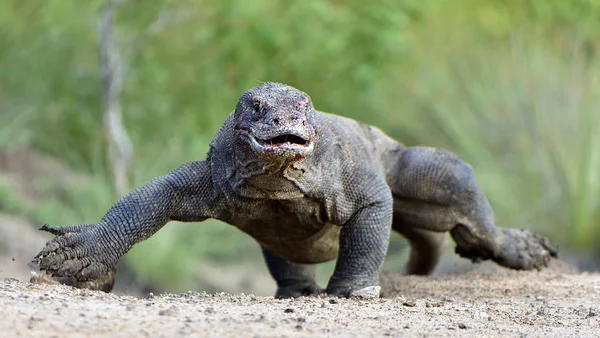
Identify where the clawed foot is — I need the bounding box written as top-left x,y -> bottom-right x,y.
493,228 -> 558,270
454,225 -> 557,271
29,223 -> 119,292
275,281 -> 381,299
275,282 -> 323,298
29,262 -> 116,293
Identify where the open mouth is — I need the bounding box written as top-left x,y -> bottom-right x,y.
236,127 -> 313,156
255,134 -> 309,147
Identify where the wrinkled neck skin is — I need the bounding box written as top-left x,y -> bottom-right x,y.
232,136 -> 315,195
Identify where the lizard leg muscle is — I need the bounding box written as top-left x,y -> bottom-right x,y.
385,146 -> 556,272
31,160 -> 223,291
261,247 -> 322,298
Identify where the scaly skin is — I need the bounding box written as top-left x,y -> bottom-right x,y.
30,82 -> 558,298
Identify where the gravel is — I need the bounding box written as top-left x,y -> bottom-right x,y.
1,266 -> 599,337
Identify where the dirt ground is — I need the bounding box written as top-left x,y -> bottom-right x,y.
0,213 -> 599,337
0,262 -> 598,338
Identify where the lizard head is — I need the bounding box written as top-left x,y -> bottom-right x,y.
233,83 -> 317,162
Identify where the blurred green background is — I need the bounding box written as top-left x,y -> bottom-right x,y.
1,0 -> 599,294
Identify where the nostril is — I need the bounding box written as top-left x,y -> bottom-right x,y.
272,118 -> 280,125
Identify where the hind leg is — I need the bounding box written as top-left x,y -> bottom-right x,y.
384,146 -> 557,271
392,220 -> 446,275
261,247 -> 323,298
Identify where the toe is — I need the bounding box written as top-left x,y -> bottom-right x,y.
326,285 -> 353,298
39,252 -> 68,271
55,259 -> 86,277
39,224 -> 70,235
35,241 -> 61,258
80,261 -> 108,280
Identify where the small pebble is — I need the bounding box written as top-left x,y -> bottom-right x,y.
158,306 -> 179,317
587,309 -> 597,318
426,302 -> 443,308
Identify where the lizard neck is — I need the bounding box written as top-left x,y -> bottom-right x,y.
232,153 -> 312,199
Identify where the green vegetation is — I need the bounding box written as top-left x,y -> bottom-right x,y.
1,0 -> 599,291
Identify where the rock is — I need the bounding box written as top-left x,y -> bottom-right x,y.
350,286 -> 381,299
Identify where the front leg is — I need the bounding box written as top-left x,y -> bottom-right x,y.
326,177 -> 393,298
30,160 -> 223,291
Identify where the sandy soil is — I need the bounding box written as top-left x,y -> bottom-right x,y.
1,264 -> 599,338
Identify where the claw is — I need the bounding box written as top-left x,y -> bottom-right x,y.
275,283 -> 323,298
36,241 -> 60,258
326,285 -> 353,298
39,223 -> 64,235
39,223 -> 95,236
40,252 -> 68,271
539,236 -> 559,258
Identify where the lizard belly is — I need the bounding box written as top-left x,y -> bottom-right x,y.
229,197 -> 341,264
261,222 -> 341,264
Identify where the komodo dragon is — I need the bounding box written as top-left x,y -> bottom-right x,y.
30,82 -> 557,298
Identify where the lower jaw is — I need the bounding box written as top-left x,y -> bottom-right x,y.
257,149 -> 306,160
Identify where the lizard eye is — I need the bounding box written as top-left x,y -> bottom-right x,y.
252,101 -> 261,112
